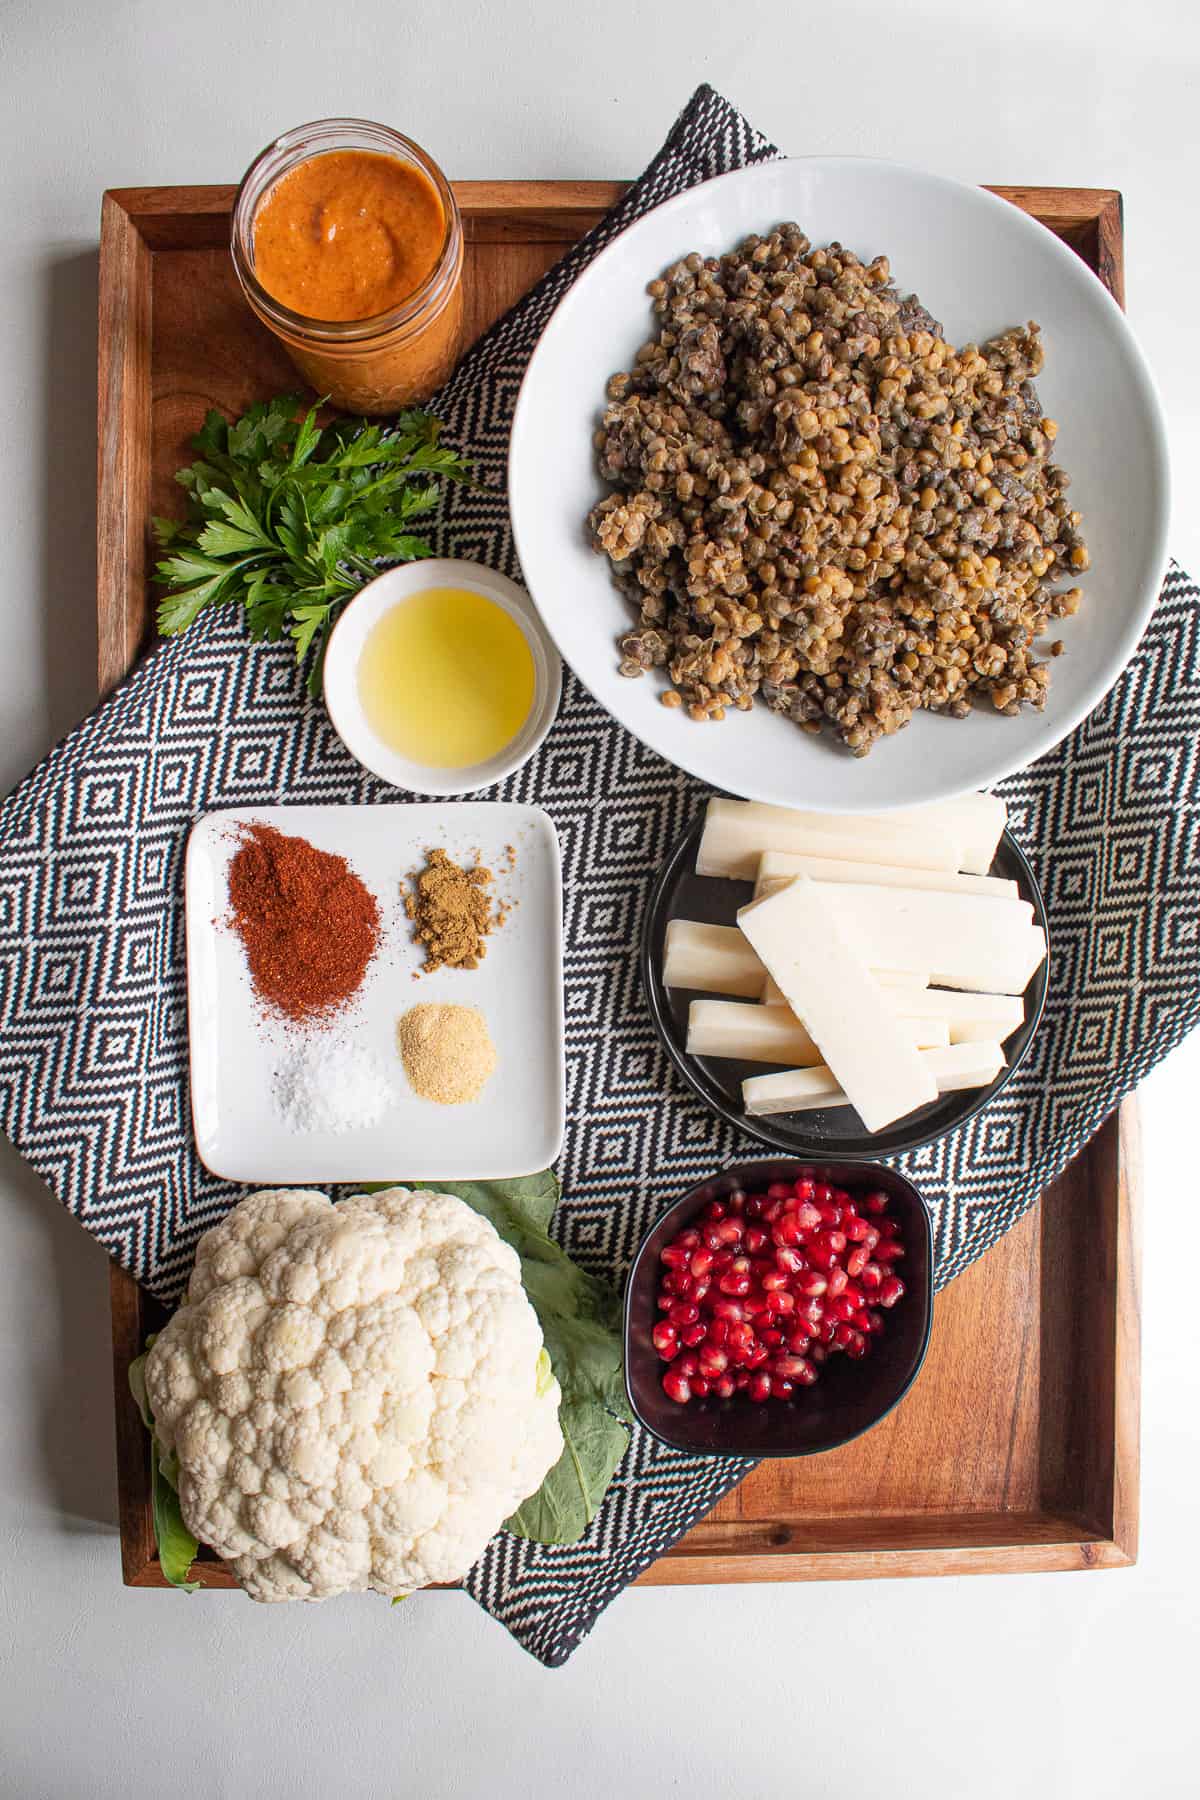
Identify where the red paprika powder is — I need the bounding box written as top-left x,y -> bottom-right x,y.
227,823 -> 381,1022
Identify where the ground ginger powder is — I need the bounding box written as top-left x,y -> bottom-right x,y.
397,1002 -> 497,1105
405,848 -> 495,972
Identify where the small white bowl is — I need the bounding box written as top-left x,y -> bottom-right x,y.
323,558 -> 562,796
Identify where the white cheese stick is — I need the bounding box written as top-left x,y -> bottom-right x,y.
879,986 -> 1025,1044
666,921 -> 930,1000
696,797 -> 965,880
912,793 -> 1008,875
736,878 -> 938,1132
743,1040 -> 1006,1118
826,885 -> 1044,995
753,850 -> 1018,903
687,998 -> 948,1064
663,919 -> 764,997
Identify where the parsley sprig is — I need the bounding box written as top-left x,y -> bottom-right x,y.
153,394 -> 472,691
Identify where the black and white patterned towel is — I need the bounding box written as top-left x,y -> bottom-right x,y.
2,86 -> 1198,1664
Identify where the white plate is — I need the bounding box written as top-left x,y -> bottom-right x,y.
509,158 -> 1170,813
185,803 -> 564,1183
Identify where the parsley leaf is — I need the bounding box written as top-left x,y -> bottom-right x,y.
154,395 -> 472,692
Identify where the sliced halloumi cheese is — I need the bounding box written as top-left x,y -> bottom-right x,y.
696,797 -> 965,880
824,884 -> 1044,995
666,921 -> 930,1000
686,998 -> 949,1064
736,878 -> 938,1132
912,792 -> 1008,875
879,985 -> 1025,1044
743,1039 -> 1006,1118
753,850 -> 1019,904
663,919 -> 764,997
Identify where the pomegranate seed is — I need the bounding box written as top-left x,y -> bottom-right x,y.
662,1370 -> 691,1403
843,1215 -> 870,1242
774,1246 -> 806,1276
710,1296 -> 746,1322
771,1291 -> 796,1314
660,1243 -> 690,1268
680,1323 -> 706,1347
825,1266 -> 849,1299
817,1200 -> 843,1227
863,1226 -> 880,1252
879,1275 -> 906,1307
833,1322 -> 856,1348
701,1225 -> 725,1250
656,1296 -> 673,1312
770,1376 -> 794,1399
813,1183 -> 833,1204
817,1228 -> 847,1256
794,1178 -> 816,1201
760,1328 -> 783,1350
771,1355 -> 813,1379
703,1199 -> 727,1221
797,1271 -> 828,1296
713,1375 -> 736,1399
767,1182 -> 793,1201
699,1347 -> 729,1376
651,1322 -> 678,1357
761,1200 -> 783,1224
745,1343 -> 770,1368
793,1200 -> 821,1233
875,1239 -> 905,1263
744,1196 -> 762,1219
691,1278 -> 710,1302
706,1317 -> 730,1347
660,1270 -> 686,1295
675,1351 -> 699,1376
711,1248 -> 736,1273
748,1373 -> 772,1403
744,1226 -> 769,1254
772,1214 -> 805,1247
864,1309 -> 885,1334
786,1328 -> 812,1354
859,1262 -> 884,1292
691,1376 -> 711,1398
728,1190 -> 747,1213
760,1268 -> 789,1292
718,1270 -> 752,1297
845,1244 -> 868,1277
831,1295 -> 857,1322
862,1190 -> 889,1214
817,1318 -> 838,1344
668,1300 -> 699,1326
807,1243 -> 837,1271
844,1330 -> 868,1359
852,1309 -> 872,1331
733,1372 -> 751,1390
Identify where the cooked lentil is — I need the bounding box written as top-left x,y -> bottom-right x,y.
587,225 -> 1088,755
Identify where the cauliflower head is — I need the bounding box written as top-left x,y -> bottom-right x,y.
145,1186 -> 563,1602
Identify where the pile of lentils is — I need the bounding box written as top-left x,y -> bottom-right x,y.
588,224 -> 1088,755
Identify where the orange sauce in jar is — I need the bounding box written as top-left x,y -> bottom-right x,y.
232,123 -> 465,414
253,150 -> 446,322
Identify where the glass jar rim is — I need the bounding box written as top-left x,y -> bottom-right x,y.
230,118 -> 462,344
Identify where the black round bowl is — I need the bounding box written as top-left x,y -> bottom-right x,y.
624,1158 -> 934,1458
642,809 -> 1048,1159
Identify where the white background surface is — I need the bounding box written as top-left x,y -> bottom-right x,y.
1,2 -> 1197,1794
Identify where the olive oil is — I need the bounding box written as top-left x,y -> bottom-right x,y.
357,586 -> 536,769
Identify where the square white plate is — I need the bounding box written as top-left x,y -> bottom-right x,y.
185,803 -> 564,1183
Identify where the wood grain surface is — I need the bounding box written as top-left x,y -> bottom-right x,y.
99,179 -> 1141,1587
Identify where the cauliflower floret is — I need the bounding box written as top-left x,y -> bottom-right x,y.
145,1187 -> 563,1603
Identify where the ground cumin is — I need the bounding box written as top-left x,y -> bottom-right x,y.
227,823 -> 381,1022
397,1003 -> 497,1104
404,848 -> 496,972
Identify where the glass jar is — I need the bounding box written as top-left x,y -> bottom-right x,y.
231,118 -> 465,415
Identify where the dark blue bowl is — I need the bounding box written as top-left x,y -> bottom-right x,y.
625,1158 -> 934,1458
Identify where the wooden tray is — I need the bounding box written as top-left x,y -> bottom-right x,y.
100,179 -> 1139,1587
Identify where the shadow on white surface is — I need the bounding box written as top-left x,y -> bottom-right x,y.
0,1134 -> 119,1531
